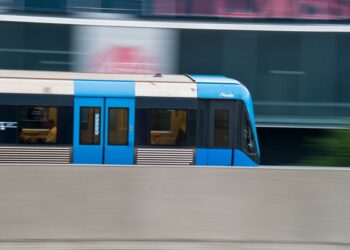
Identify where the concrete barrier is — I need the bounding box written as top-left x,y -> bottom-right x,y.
0,165 -> 349,244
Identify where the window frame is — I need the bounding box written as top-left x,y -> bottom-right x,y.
208,100 -> 234,149
149,108 -> 189,146
18,105 -> 58,145
213,109 -> 230,148
134,107 -> 196,148
107,107 -> 129,146
79,106 -> 101,145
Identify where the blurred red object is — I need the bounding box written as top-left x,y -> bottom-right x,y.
152,0 -> 350,20
90,46 -> 157,74
297,0 -> 350,19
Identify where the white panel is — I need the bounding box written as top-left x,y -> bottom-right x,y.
135,82 -> 197,98
0,78 -> 74,95
0,70 -> 194,83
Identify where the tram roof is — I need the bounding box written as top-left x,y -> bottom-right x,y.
0,70 -> 240,85
0,70 -> 194,83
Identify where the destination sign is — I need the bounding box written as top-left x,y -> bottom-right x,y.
0,121 -> 18,131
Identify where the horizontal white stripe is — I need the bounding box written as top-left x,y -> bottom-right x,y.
0,48 -> 82,55
0,14 -> 350,32
256,124 -> 345,129
0,78 -> 74,95
0,70 -> 194,83
269,70 -> 306,75
135,81 -> 197,98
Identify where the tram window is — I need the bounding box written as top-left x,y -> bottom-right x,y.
19,106 -> 58,144
214,110 -> 229,148
150,109 -> 187,145
0,106 -> 18,144
242,108 -> 257,155
151,110 -> 171,131
80,107 -> 100,145
108,108 -> 129,145
135,109 -> 150,145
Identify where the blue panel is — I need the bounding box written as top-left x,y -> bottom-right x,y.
104,146 -> 134,165
195,148 -> 208,166
197,83 -> 223,99
197,82 -> 243,100
104,98 -> 135,165
73,146 -> 103,164
207,149 -> 232,166
73,97 -> 104,164
74,80 -> 134,98
233,149 -> 258,167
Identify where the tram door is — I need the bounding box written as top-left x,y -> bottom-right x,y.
73,97 -> 135,164
207,100 -> 234,166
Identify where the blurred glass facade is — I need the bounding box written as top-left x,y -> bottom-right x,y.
0,0 -> 350,21
0,22 -> 350,128
0,0 -> 145,15
179,30 -> 350,128
0,22 -> 71,71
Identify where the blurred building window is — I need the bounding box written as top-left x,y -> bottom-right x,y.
24,0 -> 67,13
66,0 -> 143,14
152,0 -> 350,20
101,0 -> 142,14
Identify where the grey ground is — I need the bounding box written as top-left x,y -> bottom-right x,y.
0,164 -> 349,249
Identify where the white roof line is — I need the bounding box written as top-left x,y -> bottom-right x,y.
0,14 -> 350,33
0,70 -> 194,83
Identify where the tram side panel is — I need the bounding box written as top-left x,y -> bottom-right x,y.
72,80 -> 135,165
71,79 -> 260,166
0,77 -> 74,163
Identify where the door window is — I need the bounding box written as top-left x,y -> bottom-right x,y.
80,107 -> 100,145
214,109 -> 229,147
108,108 -> 129,145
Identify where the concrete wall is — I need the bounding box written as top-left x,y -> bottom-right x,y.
0,165 -> 349,244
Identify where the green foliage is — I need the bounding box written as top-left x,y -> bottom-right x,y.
303,129 -> 350,167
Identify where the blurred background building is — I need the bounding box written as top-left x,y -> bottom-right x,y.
0,0 -> 349,165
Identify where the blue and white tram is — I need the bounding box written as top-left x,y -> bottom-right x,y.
0,71 -> 259,166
